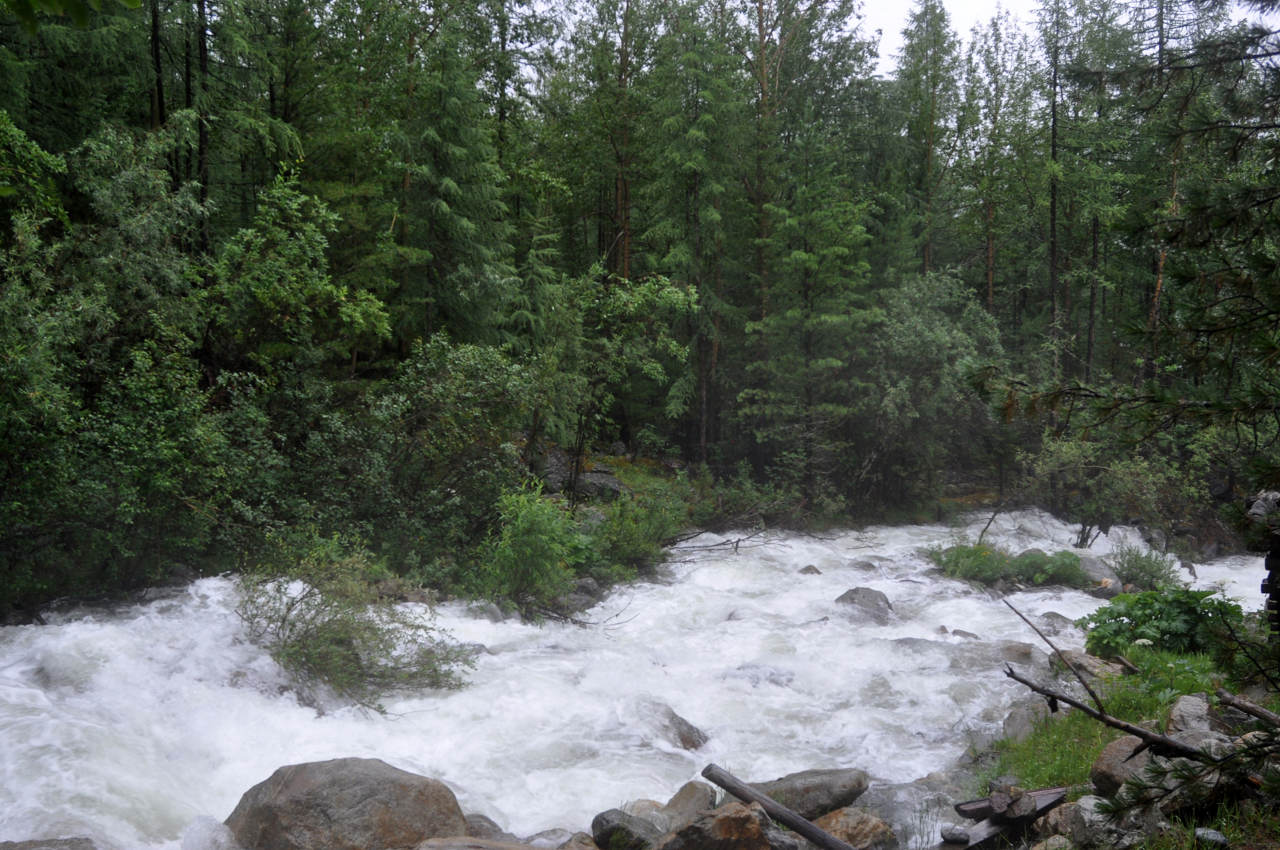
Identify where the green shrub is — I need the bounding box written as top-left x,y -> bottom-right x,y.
477,486 -> 585,614
1076,588 -> 1245,658
236,532 -> 472,711
1107,544 -> 1183,590
928,543 -> 1091,588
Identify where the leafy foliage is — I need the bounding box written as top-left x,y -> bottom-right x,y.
1077,589 -> 1244,658
236,532 -> 472,711
928,542 -> 1092,588
1107,544 -> 1183,591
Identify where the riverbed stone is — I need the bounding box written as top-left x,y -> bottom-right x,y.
1078,555 -> 1120,585
0,841 -> 100,850
1091,735 -> 1152,797
811,806 -> 898,850
591,808 -> 662,850
661,781 -> 718,831
1057,649 -> 1124,681
652,802 -> 800,850
835,587 -> 894,625
1068,795 -> 1168,849
1167,693 -> 1213,735
557,833 -> 599,850
1003,699 -> 1051,742
415,841 -> 533,850
939,825 -> 969,844
225,757 -> 467,850
1194,828 -> 1230,848
466,815 -> 518,842
800,565 -> 822,575
752,767 -> 870,819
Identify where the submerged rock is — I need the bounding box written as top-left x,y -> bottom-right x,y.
835,588 -> 894,625
225,757 -> 467,850
0,841 -> 100,850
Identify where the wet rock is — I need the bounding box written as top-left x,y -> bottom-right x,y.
811,807 -> 898,850
939,825 -> 969,844
726,663 -> 795,688
1078,555 -> 1120,586
661,782 -> 718,831
752,768 -> 870,820
469,602 -> 506,623
525,829 -> 574,848
1091,735 -> 1152,797
1003,699 -> 1050,742
1057,649 -> 1124,682
1167,694 -> 1213,735
800,565 -> 822,575
998,641 -> 1050,670
1194,828 -> 1230,848
225,757 -> 467,850
0,841 -> 100,850
467,815 -> 518,842
951,629 -> 979,640
638,699 -> 709,750
557,834 -> 599,850
1068,795 -> 1168,849
1028,837 -> 1071,850
621,801 -> 668,833
1034,802 -> 1074,838
835,587 -> 894,625
591,809 -> 662,850
1087,578 -> 1124,600
653,802 -> 799,850
1037,612 -> 1076,636
416,841 -> 532,850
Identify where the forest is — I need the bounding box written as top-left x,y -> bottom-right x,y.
2,0 -> 1279,617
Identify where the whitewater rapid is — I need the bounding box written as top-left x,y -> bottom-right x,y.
0,510 -> 1265,849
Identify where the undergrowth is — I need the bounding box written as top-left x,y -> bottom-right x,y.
927,541 -> 1093,588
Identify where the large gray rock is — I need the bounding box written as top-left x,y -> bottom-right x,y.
752,768 -> 870,820
652,802 -> 800,850
225,757 -> 467,850
466,814 -> 518,842
1068,795 -> 1168,849
415,841 -> 532,850
661,782 -> 718,832
1003,699 -> 1050,743
590,809 -> 662,850
1090,735 -> 1152,797
835,588 -> 894,626
1167,694 -> 1213,735
811,807 -> 898,850
1079,555 -> 1120,586
637,699 -> 709,750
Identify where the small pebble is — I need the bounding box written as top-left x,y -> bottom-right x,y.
940,824 -> 970,844
1194,828 -> 1229,848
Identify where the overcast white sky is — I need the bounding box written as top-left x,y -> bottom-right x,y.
863,0 -> 1273,76
863,0 -> 1038,76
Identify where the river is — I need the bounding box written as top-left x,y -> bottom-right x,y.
0,509 -> 1264,849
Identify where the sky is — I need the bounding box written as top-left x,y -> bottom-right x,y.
863,0 -> 1040,76
864,0 -> 1274,76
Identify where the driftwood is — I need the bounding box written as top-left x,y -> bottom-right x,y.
1215,688 -> 1280,728
700,764 -> 858,850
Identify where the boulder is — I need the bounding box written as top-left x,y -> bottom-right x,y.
415,841 -> 531,850
1037,612 -> 1076,636
590,809 -> 662,850
652,802 -> 799,850
1068,795 -> 1168,849
1057,649 -> 1124,682
1091,735 -> 1152,797
638,699 -> 709,750
524,829 -> 574,847
939,825 -> 969,845
661,782 -> 718,831
224,757 -> 467,850
835,588 -> 894,626
752,768 -> 870,820
0,842 -> 99,850
1167,694 -> 1213,735
621,801 -> 669,833
1087,578 -> 1124,600
1078,556 -> 1119,586
466,815 -> 518,842
557,834 -> 599,850
811,807 -> 897,850
799,565 -> 822,575
1002,699 -> 1050,743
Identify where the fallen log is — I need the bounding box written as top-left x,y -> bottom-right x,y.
701,764 -> 858,850
954,786 -> 1068,823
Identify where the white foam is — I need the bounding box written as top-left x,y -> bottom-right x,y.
0,510 -> 1266,849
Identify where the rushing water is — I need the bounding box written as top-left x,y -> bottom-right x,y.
0,510 -> 1265,849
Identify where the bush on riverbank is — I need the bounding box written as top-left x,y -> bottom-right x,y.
1076,589 -> 1244,658
927,542 -> 1092,588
